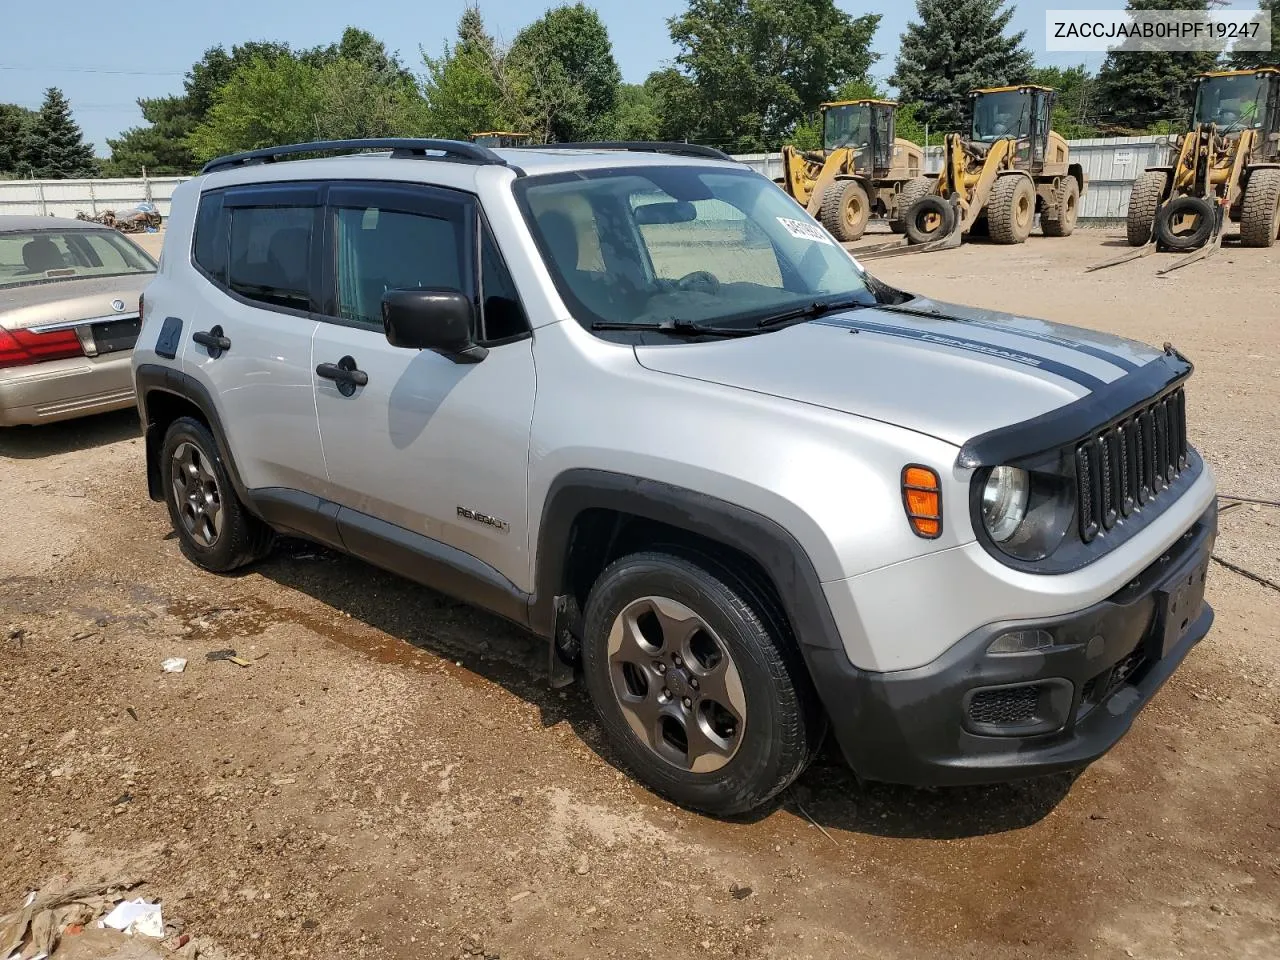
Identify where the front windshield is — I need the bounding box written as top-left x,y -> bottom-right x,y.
1194,75 -> 1269,130
824,105 -> 872,150
0,228 -> 155,289
517,166 -> 872,331
972,92 -> 1032,142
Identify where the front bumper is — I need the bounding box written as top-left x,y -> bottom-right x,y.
0,353 -> 135,426
808,504 -> 1217,786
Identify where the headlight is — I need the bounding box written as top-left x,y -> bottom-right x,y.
982,466 -> 1030,542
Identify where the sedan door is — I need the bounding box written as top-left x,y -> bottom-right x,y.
310,182 -> 536,593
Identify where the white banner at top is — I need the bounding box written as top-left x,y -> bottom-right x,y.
1046,8 -> 1272,53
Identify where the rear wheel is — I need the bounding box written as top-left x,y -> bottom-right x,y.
1240,168 -> 1280,248
581,551 -> 820,816
1041,177 -> 1080,237
819,180 -> 871,242
1126,170 -> 1168,246
161,417 -> 273,572
1154,195 -> 1216,251
890,176 -> 935,234
988,176 -> 1036,244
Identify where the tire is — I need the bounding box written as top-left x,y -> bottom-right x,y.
161,416 -> 273,573
904,196 -> 957,246
1041,177 -> 1080,238
890,175 -> 935,234
580,550 -> 821,817
1126,170 -> 1169,246
1240,168 -> 1280,248
1154,195 -> 1216,251
819,180 -> 870,242
988,175 -> 1036,245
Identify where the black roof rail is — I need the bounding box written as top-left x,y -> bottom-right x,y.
513,141 -> 736,162
201,138 -> 506,174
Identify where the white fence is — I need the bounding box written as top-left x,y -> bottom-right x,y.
733,136 -> 1175,223
0,176 -> 190,220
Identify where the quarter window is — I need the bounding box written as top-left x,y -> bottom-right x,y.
192,192 -> 228,285
227,206 -> 313,312
480,227 -> 529,342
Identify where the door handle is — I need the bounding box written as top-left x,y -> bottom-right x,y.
192,325 -> 231,358
316,355 -> 368,396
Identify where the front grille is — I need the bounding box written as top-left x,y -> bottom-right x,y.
968,685 -> 1043,726
1076,388 -> 1187,542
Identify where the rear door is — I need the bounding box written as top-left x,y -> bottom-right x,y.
310,181 -> 536,588
184,183 -> 328,493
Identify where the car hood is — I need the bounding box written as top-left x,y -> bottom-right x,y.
633,298 -> 1166,448
0,274 -> 151,330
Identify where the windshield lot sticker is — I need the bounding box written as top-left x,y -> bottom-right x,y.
777,217 -> 834,245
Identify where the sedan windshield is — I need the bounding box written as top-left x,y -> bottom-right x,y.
0,229 -> 155,289
516,166 -> 873,332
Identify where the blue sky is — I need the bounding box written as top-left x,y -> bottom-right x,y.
0,0 -> 1264,154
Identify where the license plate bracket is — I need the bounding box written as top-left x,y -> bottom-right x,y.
1152,548 -> 1209,660
92,317 -> 141,355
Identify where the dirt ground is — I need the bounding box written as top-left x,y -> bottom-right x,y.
2,227 -> 1278,960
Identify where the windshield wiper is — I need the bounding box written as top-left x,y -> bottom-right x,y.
754,296 -> 871,329
590,318 -> 756,338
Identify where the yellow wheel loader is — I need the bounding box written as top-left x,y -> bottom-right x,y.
1101,69 -> 1280,274
858,86 -> 1086,261
779,99 -> 924,242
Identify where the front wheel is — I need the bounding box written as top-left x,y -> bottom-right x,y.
581,551 -> 821,816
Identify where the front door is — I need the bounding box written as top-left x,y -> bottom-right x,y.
310,182 -> 537,589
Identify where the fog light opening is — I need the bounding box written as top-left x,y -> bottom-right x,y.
987,628 -> 1055,655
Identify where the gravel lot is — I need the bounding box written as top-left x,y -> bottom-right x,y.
2,227 -> 1278,960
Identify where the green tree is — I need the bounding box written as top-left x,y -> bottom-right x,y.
107,41 -> 295,175
1229,0 -> 1279,69
0,104 -> 37,176
20,88 -> 98,179
509,3 -> 622,142
187,57 -> 326,159
642,67 -> 701,142
1093,0 -> 1223,132
422,7 -> 521,139
664,0 -> 881,152
1030,64 -> 1098,139
891,0 -> 1034,134
613,83 -> 662,140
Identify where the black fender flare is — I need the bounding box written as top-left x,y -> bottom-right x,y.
134,363 -> 252,509
528,469 -> 845,655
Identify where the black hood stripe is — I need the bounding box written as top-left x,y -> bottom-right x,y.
813,317 -> 1108,392
939,315 -> 1141,373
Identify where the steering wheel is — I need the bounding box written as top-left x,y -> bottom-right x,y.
675,270 -> 721,294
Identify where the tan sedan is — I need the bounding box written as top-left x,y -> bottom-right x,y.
0,215 -> 157,426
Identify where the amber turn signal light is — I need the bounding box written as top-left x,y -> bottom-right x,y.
902,465 -> 942,539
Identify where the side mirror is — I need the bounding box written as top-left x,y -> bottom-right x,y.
381,289 -> 487,364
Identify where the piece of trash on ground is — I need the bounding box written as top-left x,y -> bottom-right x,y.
205,649 -> 251,666
100,898 -> 164,937
0,878 -> 143,958
160,658 -> 187,674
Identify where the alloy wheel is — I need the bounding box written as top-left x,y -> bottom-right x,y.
607,596 -> 747,773
170,441 -> 224,547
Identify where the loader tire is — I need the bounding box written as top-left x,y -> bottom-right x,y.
1155,195 -> 1216,251
904,196 -> 957,246
1240,168 -> 1280,248
890,176 -> 935,234
1041,177 -> 1080,237
820,180 -> 871,242
1126,170 -> 1168,246
988,175 -> 1036,244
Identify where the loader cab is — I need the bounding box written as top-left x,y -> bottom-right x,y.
1192,69 -> 1280,141
821,99 -> 896,172
470,131 -> 532,148
970,86 -> 1055,167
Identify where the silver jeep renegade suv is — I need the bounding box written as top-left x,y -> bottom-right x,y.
132,138 -> 1217,816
